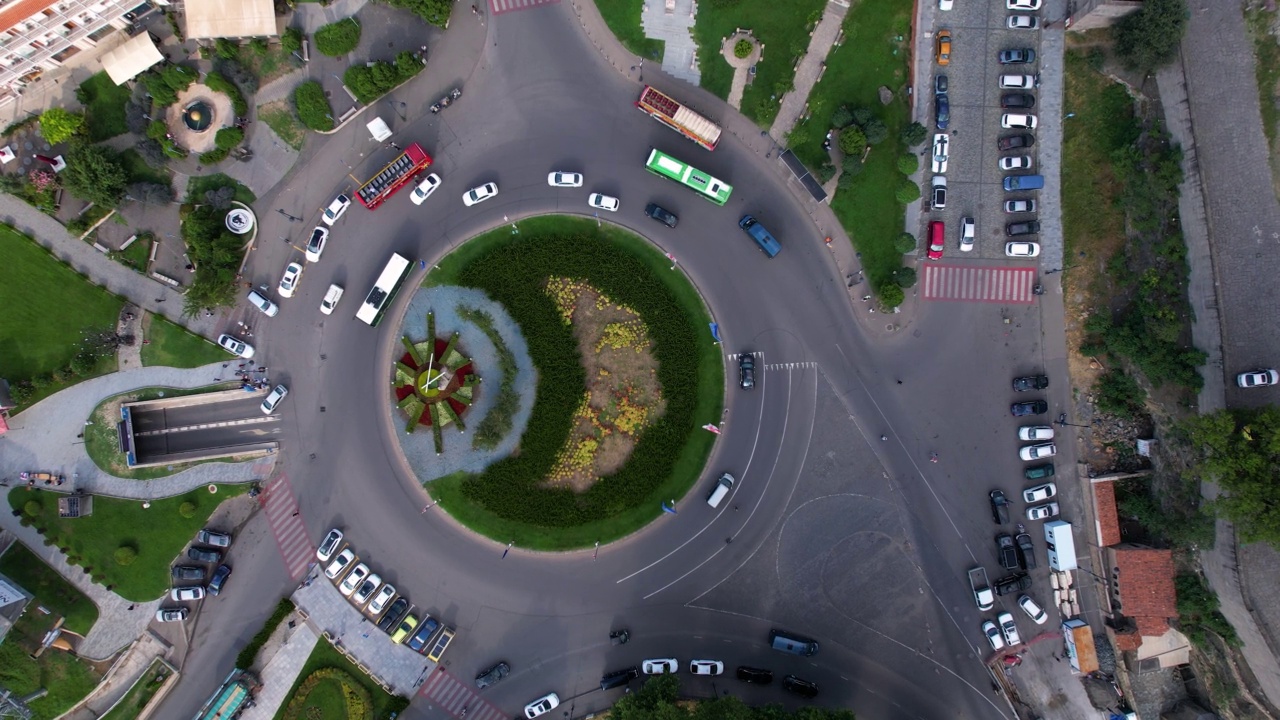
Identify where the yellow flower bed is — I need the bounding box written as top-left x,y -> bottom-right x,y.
595,319 -> 648,352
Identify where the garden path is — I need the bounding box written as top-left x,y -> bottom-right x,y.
767,0 -> 849,143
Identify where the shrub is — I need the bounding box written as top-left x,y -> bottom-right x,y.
897,153 -> 919,175
236,598 -> 294,669
879,284 -> 905,308
213,58 -> 258,95
895,180 -> 921,204
862,117 -> 888,145
215,127 -> 244,150
1094,369 -> 1146,418
293,81 -> 334,131
379,0 -> 451,28
836,171 -> 858,190
140,64 -> 197,107
249,39 -> 268,56
204,71 -> 248,116
851,107 -> 873,127
114,546 -> 137,566
1114,0 -> 1188,72
733,39 -> 752,59
900,121 -> 927,147
342,51 -> 424,104
838,126 -> 866,156
63,143 -> 128,207
127,182 -> 174,204
23,501 -> 40,517
314,19 -> 361,56
199,147 -> 230,164
146,120 -> 169,142
815,161 -> 836,184
178,501 -> 196,518
282,28 -> 303,56
134,140 -> 168,169
830,105 -> 853,129
895,233 -> 917,254
893,266 -> 917,288
39,108 -> 84,144
215,38 -> 239,60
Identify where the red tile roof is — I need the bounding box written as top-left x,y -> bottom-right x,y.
0,0 -> 57,36
1094,479 -> 1122,547
1114,548 -> 1177,632
1113,627 -> 1142,652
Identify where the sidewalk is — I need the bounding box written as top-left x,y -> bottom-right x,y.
237,621 -> 319,720
768,0 -> 849,143
62,632 -> 172,719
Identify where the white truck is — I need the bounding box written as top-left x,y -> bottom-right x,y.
968,567 -> 994,610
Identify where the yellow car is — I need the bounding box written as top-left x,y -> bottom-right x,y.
936,30 -> 952,66
391,614 -> 418,644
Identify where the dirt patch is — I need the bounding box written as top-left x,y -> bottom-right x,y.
541,278 -> 666,493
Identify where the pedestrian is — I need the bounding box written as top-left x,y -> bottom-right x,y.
471,3 -> 478,13
292,510 -> 299,517
155,297 -> 166,303
896,379 -> 903,385
213,377 -> 221,381
127,604 -> 135,610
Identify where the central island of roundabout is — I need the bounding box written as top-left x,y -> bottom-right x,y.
384,217 -> 724,550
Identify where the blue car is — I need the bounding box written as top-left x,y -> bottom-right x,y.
408,617 -> 440,654
935,95 -> 950,130
208,564 -> 232,596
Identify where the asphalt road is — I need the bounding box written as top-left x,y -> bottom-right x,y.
152,3 -> 1071,719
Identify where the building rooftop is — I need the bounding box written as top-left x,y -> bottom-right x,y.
1093,479 -> 1122,547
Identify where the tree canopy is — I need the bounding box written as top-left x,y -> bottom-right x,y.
611,675 -> 855,720
1113,0 -> 1189,72
39,108 -> 83,144
1183,407 -> 1280,547
62,143 -> 127,207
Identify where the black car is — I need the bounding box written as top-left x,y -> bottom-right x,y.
1001,92 -> 1036,109
644,203 -> 678,228
171,565 -> 205,581
1016,532 -> 1037,570
208,564 -> 232,595
739,353 -> 756,390
187,547 -> 222,563
1024,463 -> 1055,480
475,661 -> 510,689
736,666 -> 773,684
781,675 -> 819,698
609,629 -> 630,645
1011,400 -> 1048,416
996,533 -> 1019,571
994,572 -> 1032,596
997,134 -> 1036,151
998,48 -> 1037,64
935,74 -> 948,95
600,666 -> 639,690
1006,220 -> 1042,237
377,597 -> 410,633
1012,375 -> 1049,391
935,95 -> 950,130
989,489 -> 1010,524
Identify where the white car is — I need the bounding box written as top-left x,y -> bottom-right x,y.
217,334 -> 255,359
938,0 -> 953,9
931,175 -> 947,209
171,586 -> 206,601
278,262 -> 303,298
1004,199 -> 1037,213
1018,425 -> 1054,441
959,216 -> 975,252
1237,369 -> 1279,388
156,607 -> 189,623
1007,0 -> 1041,9
316,529 -> 344,562
998,611 -> 1022,646
524,693 -> 560,719
304,226 -> 328,263
1008,14 -> 1039,29
324,548 -> 355,579
588,193 -> 620,212
547,171 -> 583,187
1026,502 -> 1060,521
1019,595 -> 1048,624
1006,241 -> 1041,258
1000,155 -> 1033,171
463,182 -> 499,206
410,173 -> 442,205
261,384 -> 289,415
1019,443 -> 1056,461
642,658 -> 678,675
338,563 -> 369,596
368,584 -> 396,615
352,573 -> 381,606
1022,483 -> 1056,503
982,620 -> 1005,651
931,133 -> 949,174
999,74 -> 1038,89
1001,113 -> 1038,129
689,660 -> 724,675
320,284 -> 344,315
322,194 -> 351,225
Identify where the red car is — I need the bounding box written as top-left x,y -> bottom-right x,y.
927,220 -> 945,260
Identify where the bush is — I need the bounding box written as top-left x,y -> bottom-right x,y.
1094,369 -> 1146,418
379,0 -> 452,28
343,52 -> 424,104
198,147 -> 230,164
178,501 -> 196,518
23,501 -> 40,517
135,140 -> 167,169
830,105 -> 853,129
293,81 -> 334,131
895,180 -> 921,204
1114,0 -> 1188,72
63,143 -> 128,207
213,58 -> 258,94
39,108 -> 84,144
836,170 -> 858,190
214,127 -> 244,150
815,161 -> 836,184
841,154 -> 864,175
733,39 -> 752,59
204,186 -> 235,210
315,19 -> 361,56
895,233 -> 917,254
126,182 -> 174,205
862,117 -> 888,145
897,153 -> 919,175
204,71 -> 248,116
236,598 -> 294,669
140,64 -> 197,107
879,284 -> 905,308
146,120 -> 169,142
900,121 -> 927,147
282,27 -> 303,55
249,39 -> 268,56
893,266 -> 917,288
851,107 -> 873,127
114,546 -> 137,566
838,126 -> 866,156
214,38 -> 239,60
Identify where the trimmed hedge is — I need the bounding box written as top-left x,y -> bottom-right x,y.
450,232 -> 707,528
204,71 -> 247,116
314,19 -> 361,57
235,598 -> 293,670
342,52 -> 423,104
292,81 -> 334,132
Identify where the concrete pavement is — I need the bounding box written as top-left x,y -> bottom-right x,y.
237,620 -> 319,720
62,632 -> 172,720
769,0 -> 849,143
641,0 -> 700,85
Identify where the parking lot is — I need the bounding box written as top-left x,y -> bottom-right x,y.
920,0 -> 1059,262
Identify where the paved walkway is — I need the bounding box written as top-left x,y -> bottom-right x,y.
238,622 -> 319,720
641,0 -> 701,85
720,33 -> 761,110
62,632 -> 172,720
768,0 -> 848,142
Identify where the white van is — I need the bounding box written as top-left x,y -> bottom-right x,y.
706,473 -> 735,508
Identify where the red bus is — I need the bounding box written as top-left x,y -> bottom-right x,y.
636,86 -> 722,151
356,143 -> 432,209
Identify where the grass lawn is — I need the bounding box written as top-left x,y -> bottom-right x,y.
185,174 -> 257,205
0,542 -> 98,635
237,43 -> 304,86
272,641 -> 409,720
114,232 -> 153,272
141,315 -> 227,368
425,216 -> 723,550
787,0 -> 913,289
0,224 -> 122,384
258,101 -> 306,151
693,0 -> 826,126
1246,7 -> 1280,187
595,0 -> 664,61
0,608 -> 100,718
84,384 -> 238,480
10,484 -> 249,601
100,658 -> 172,720
77,71 -> 131,141
119,148 -> 173,188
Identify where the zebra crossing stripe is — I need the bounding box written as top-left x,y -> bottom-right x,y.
489,0 -> 561,15
922,264 -> 1037,303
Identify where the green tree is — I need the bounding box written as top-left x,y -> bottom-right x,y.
293,81 -> 334,131
1113,0 -> 1188,72
314,18 -> 361,56
282,27 -> 303,55
895,179 -> 920,204
893,266 -> 917,288
862,117 -> 888,145
1094,369 -> 1146,418
830,105 -> 853,129
838,126 -> 866,156
733,39 -> 752,59
215,38 -> 239,59
1176,573 -> 1240,647
879,284 -> 905,308
380,0 -> 452,28
114,545 -> 137,565
895,233 -> 916,254
1182,408 -> 1280,546
851,107 -> 873,127
62,143 -> 128,207
39,108 -> 83,144
900,121 -> 927,147
897,153 -> 919,175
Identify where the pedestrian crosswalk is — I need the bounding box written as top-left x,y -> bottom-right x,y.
260,474 -> 313,581
922,264 -> 1038,304
418,669 -> 503,720
488,0 -> 561,15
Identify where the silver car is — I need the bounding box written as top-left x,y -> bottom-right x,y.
261,384 -> 289,415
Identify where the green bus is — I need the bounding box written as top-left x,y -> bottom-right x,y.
644,149 -> 733,205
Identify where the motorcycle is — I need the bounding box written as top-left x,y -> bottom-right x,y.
430,88 -> 463,114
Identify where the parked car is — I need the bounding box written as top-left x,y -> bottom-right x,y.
736,666 -> 773,684
391,614 -> 418,644
935,73 -> 948,94
998,611 -> 1022,646
1026,503 -> 1060,520
1006,241 -> 1041,257
1018,425 -> 1054,441
1016,532 -> 1037,570
997,533 -> 1019,570
1007,222 -> 1042,238
1007,14 -> 1040,29
1023,483 -> 1057,502
304,226 -> 328,263
999,74 -> 1039,89
408,616 -> 441,653
261,384 -> 289,415
187,546 -> 222,563
352,574 -> 382,606
476,661 -> 511,689
217,334 -> 254,359
1001,113 -> 1038,129
1012,375 -> 1049,391
246,290 -> 278,317
994,572 -> 1032,596
321,194 -> 351,225
524,693 -> 560,719
338,562 -> 369,596
410,173 -> 442,204
645,203 -> 678,228
927,220 -> 946,260
548,171 -> 583,187
690,660 -> 724,675
377,597 -> 410,632
983,620 -> 1005,651
935,94 -> 950,130
998,48 -> 1037,64
989,489 -> 1010,524
208,564 -> 232,595
959,217 -> 975,252
172,565 -> 204,581
316,529 -> 344,562
1011,400 -> 1048,416
171,586 -> 206,601
936,29 -> 952,65
1007,0 -> 1042,9
196,529 -> 231,547
463,182 -> 499,206
1000,155 -> 1033,171
588,193 -> 620,212
1004,199 -> 1037,213
1019,595 -> 1048,624
782,675 -> 819,698
1019,443 -> 1056,461
1001,92 -> 1037,109
1237,369 -> 1279,388
278,262 -> 303,298
997,134 -> 1035,151
367,584 -> 396,616
931,175 -> 947,209
643,658 -> 678,675
1024,463 -> 1055,480
931,133 -> 949,174
156,607 -> 189,623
